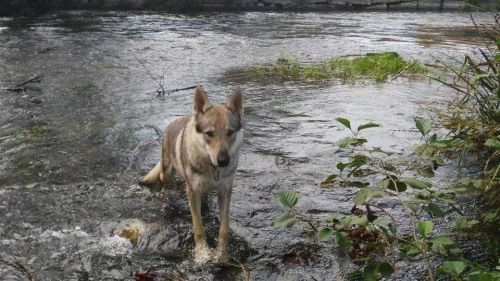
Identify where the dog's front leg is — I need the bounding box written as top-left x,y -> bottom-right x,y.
186,186 -> 213,261
216,189 -> 232,261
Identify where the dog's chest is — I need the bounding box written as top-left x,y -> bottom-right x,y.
187,164 -> 237,193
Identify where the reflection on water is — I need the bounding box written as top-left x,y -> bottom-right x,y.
0,10 -> 491,280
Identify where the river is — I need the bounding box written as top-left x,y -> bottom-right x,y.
0,10 -> 491,280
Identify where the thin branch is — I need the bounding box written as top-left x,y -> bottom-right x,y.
1,259 -> 36,281
17,76 -> 42,87
389,62 -> 417,82
365,203 -> 397,226
222,256 -> 250,281
1,87 -> 25,93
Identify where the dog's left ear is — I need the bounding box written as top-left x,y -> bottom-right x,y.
226,86 -> 243,120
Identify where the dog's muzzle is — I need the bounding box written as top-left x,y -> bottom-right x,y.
217,149 -> 230,167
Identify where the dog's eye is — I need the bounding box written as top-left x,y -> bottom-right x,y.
227,130 -> 234,136
206,131 -> 214,137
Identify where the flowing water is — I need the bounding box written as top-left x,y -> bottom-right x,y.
0,10 -> 492,280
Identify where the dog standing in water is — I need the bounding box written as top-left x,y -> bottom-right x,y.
140,86 -> 244,262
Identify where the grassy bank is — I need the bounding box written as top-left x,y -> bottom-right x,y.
251,52 -> 426,83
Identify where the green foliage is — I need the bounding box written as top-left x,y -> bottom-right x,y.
432,15 -> 500,267
271,116 -> 500,280
249,52 -> 426,84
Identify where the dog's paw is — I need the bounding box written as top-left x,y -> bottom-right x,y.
214,249 -> 231,263
193,243 -> 215,263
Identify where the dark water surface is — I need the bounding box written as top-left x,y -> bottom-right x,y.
0,10 -> 492,280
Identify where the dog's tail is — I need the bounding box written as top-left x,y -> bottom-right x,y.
139,161 -> 162,186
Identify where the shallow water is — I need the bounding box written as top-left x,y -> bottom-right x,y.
0,10 -> 492,280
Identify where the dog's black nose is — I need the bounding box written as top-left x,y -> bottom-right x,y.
217,150 -> 230,167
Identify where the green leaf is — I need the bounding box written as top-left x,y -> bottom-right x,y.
337,162 -> 348,171
347,268 -> 361,279
431,155 -> 445,166
468,272 -> 494,281
455,218 -> 479,230
455,218 -> 467,230
271,213 -> 296,228
356,138 -> 368,146
377,177 -> 407,192
401,177 -> 432,189
390,181 -> 407,192
323,174 -> 337,182
363,265 -> 377,281
417,165 -> 435,178
418,221 -> 433,237
321,174 -> 337,187
319,213 -> 347,222
378,262 -> 395,277
485,138 -> 500,149
444,261 -> 466,275
350,217 -> 369,227
426,203 -> 446,217
430,133 -> 437,143
357,122 -> 380,132
353,188 -> 391,205
407,203 -> 418,213
429,236 -> 454,245
334,231 -> 354,252
335,137 -> 357,148
373,217 -> 391,226
367,242 -> 386,255
317,228 -> 334,241
353,191 -> 368,205
415,118 -> 432,136
388,223 -> 397,234
335,117 -> 351,129
275,190 -> 298,208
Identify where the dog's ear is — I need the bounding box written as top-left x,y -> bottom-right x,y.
193,86 -> 212,115
226,86 -> 243,120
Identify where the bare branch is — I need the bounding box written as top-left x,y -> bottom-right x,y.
1,259 -> 36,281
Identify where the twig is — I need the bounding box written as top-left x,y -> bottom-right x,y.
1,259 -> 36,281
1,87 -> 25,93
365,203 -> 397,226
168,85 -> 199,93
390,62 -> 417,82
144,124 -> 163,140
17,76 -> 42,87
222,256 -> 250,281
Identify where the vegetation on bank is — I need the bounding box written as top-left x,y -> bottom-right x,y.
250,52 -> 425,83
0,0 -> 54,17
271,15 -> 500,281
462,0 -> 500,11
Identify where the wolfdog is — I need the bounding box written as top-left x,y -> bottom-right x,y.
140,85 -> 244,262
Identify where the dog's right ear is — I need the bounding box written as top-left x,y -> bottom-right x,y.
193,86 -> 212,116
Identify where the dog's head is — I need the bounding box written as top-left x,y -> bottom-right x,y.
192,86 -> 243,168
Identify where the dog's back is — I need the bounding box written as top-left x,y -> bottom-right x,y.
140,116 -> 190,185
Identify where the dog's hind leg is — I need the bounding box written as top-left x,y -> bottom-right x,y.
216,190 -> 232,261
186,186 -> 213,261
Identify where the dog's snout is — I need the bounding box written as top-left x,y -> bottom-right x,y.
217,150 -> 230,167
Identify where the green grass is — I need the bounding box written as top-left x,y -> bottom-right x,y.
252,52 -> 426,83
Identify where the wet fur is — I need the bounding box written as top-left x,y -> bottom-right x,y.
140,86 -> 243,262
